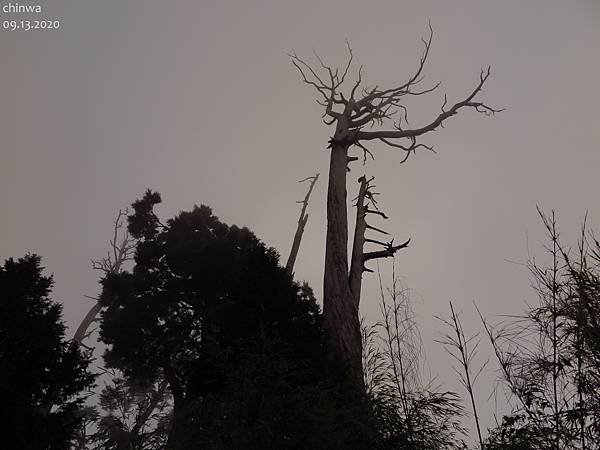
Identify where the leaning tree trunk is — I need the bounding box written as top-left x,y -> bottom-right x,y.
73,302 -> 103,344
286,173 -> 319,276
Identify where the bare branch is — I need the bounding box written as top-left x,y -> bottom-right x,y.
289,51 -> 330,98
365,208 -> 389,219
350,65 -> 364,100
341,40 -> 354,85
289,45 -> 356,123
366,223 -> 389,235
364,238 -> 411,262
356,22 -> 435,108
357,66 -> 502,142
355,141 -> 375,165
378,136 -> 436,165
365,238 -> 390,247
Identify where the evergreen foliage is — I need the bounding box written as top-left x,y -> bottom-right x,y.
100,191 -> 378,448
0,255 -> 94,450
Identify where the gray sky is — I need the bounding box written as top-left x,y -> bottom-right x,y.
2,0 -> 599,439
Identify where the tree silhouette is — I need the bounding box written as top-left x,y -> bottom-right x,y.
91,372 -> 171,450
0,255 -> 94,450
290,25 -> 500,383
70,209 -> 172,450
99,191 -> 375,448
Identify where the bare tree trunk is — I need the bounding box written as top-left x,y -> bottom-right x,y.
163,362 -> 186,449
349,175 -> 408,310
323,141 -> 363,382
324,138 -> 408,385
349,176 -> 368,306
286,173 -> 319,276
73,302 -> 102,344
74,209 -> 134,344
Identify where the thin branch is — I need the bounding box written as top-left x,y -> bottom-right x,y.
357,67 -> 502,142
436,302 -> 485,450
364,238 -> 411,262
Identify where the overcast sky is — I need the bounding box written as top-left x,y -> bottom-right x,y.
2,0 -> 599,438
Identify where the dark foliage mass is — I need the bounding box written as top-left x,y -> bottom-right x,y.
0,255 -> 93,450
6,190 -> 599,449
89,375 -> 171,450
99,191 -> 378,448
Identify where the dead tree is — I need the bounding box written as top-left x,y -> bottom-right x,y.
73,209 -> 173,449
286,173 -> 320,276
73,209 -> 135,345
290,24 -> 500,384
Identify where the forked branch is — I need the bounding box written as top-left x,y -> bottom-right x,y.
363,239 -> 411,262
356,66 -> 502,142
288,42 -> 353,123
90,209 -> 135,275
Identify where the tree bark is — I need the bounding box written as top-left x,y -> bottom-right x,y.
349,176 -> 368,308
286,173 -> 319,276
73,302 -> 102,344
286,215 -> 309,276
323,139 -> 363,384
